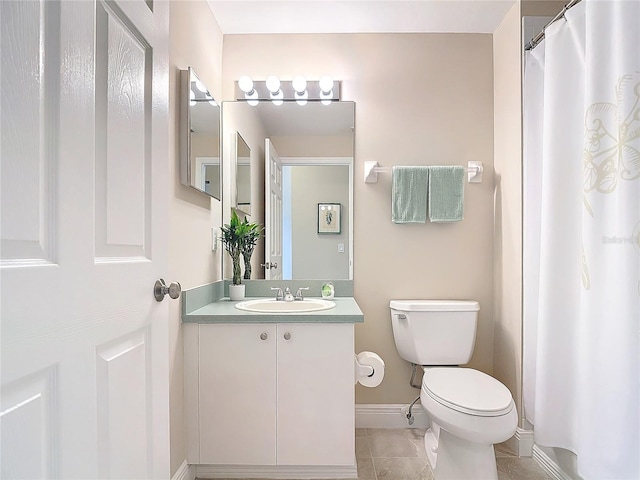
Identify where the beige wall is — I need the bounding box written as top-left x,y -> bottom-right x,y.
522,0 -> 565,17
493,2 -> 524,423
289,165 -> 350,279
223,33 -> 496,404
168,1 -> 223,475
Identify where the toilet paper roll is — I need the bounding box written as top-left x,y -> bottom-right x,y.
355,351 -> 385,388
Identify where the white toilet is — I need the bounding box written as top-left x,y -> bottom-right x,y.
390,300 -> 517,480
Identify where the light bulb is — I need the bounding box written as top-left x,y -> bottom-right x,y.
271,88 -> 284,106
238,76 -> 254,94
194,79 -> 207,93
245,89 -> 259,106
265,75 -> 281,94
295,90 -> 308,106
320,89 -> 333,106
292,75 -> 307,94
319,75 -> 334,94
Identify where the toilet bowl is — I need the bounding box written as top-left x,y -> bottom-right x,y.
389,300 -> 517,480
421,367 -> 517,479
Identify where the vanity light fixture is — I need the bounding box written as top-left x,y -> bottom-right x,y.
319,75 -> 334,105
194,78 -> 207,93
234,76 -> 340,104
238,75 -> 259,106
266,76 -> 284,106
292,75 -> 308,106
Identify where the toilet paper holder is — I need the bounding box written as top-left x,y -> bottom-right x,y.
354,351 -> 385,387
355,356 -> 375,378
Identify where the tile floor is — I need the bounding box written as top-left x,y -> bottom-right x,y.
206,428 -> 551,480
356,428 -> 551,480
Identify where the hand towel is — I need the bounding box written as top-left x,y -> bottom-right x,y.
428,165 -> 464,222
391,166 -> 429,224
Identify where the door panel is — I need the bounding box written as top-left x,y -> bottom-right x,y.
0,0 -> 58,265
265,139 -> 283,280
199,324 -> 277,465
277,324 -> 355,466
0,1 -> 170,478
96,1 -> 150,259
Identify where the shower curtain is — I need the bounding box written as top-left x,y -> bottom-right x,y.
523,1 -> 639,479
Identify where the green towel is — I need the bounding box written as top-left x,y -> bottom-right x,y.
428,165 -> 464,222
391,166 -> 429,224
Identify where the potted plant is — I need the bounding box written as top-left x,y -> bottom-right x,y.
220,211 -> 245,300
240,216 -> 263,280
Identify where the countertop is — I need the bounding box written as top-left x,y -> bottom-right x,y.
182,296 -> 364,324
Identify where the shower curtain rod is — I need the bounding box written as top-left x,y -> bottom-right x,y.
524,0 -> 583,51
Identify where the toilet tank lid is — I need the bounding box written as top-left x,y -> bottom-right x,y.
389,300 -> 479,312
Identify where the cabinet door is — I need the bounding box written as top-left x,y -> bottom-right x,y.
199,324 -> 277,465
277,323 -> 355,466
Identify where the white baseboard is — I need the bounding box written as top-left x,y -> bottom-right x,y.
355,403 -> 429,429
195,464 -> 357,479
532,444 -> 573,480
504,427 -> 534,457
171,460 -> 195,480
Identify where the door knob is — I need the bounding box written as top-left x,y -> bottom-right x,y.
154,279 -> 181,302
283,332 -> 291,340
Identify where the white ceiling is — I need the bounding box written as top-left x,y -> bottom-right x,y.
207,0 -> 516,35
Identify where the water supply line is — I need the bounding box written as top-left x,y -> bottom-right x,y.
404,363 -> 422,425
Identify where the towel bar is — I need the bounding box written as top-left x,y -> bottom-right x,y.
364,161 -> 484,184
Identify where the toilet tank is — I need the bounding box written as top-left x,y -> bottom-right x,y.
390,300 -> 480,365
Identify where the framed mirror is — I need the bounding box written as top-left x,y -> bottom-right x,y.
222,100 -> 355,281
180,67 -> 221,199
234,132 -> 251,214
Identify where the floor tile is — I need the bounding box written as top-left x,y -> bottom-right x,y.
356,434 -> 372,458
357,457 -> 377,480
374,457 -> 434,480
367,428 -> 427,458
497,456 -> 551,479
495,441 -> 518,458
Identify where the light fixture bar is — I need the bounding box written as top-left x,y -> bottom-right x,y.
234,79 -> 341,103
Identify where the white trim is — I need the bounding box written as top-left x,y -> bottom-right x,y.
355,403 -> 429,429
171,460 -> 195,480
502,427 -> 534,457
195,464 -> 358,479
532,445 -> 573,480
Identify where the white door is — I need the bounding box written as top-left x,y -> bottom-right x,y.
0,1 -> 170,478
264,139 -> 283,280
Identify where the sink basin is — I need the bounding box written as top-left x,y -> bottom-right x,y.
235,298 -> 336,313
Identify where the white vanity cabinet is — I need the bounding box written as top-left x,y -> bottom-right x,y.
185,322 -> 355,474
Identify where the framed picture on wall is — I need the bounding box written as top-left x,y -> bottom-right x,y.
318,203 -> 341,234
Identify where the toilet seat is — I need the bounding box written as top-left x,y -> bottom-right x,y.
422,367 -> 513,417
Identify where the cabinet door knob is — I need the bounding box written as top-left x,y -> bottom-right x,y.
260,332 -> 268,341
283,332 -> 291,340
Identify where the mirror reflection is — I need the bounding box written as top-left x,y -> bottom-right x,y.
235,133 -> 251,214
222,101 -> 355,280
180,67 -> 221,199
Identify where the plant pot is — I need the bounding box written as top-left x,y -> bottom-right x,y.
228,284 -> 245,301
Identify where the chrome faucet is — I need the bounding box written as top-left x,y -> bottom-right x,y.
270,287 -> 283,301
283,287 -> 294,302
295,287 -> 309,301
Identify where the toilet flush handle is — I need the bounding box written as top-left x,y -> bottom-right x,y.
397,314 -> 407,320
